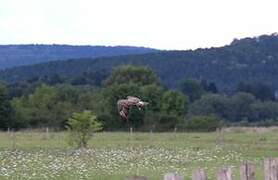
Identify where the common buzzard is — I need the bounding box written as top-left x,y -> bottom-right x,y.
117,96 -> 149,121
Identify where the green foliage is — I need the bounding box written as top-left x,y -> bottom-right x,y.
0,83 -> 12,129
103,83 -> 142,129
179,79 -> 205,102
185,115 -> 221,132
11,84 -> 80,128
189,92 -> 278,124
3,46 -> 278,130
237,82 -> 274,101
142,111 -> 182,131
249,101 -> 278,122
104,65 -> 159,86
161,90 -> 188,116
101,65 -> 189,130
141,84 -> 164,112
67,110 -> 102,148
102,65 -> 159,129
70,71 -> 108,86
189,93 -> 237,121
189,94 -> 230,118
157,113 -> 182,131
229,92 -> 256,121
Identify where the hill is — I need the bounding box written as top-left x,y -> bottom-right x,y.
0,44 -> 157,69
1,33 -> 278,92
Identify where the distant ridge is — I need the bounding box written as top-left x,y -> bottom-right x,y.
1,33 -> 278,92
0,44 -> 158,69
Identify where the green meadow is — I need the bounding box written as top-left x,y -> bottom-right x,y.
0,128 -> 277,180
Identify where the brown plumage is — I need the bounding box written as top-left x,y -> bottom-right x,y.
117,96 -> 149,121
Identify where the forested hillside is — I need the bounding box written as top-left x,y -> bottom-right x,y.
0,45 -> 157,69
1,34 -> 278,93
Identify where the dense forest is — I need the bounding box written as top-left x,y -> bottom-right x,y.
1,34 -> 278,131
0,45 -> 157,69
1,64 -> 278,131
1,34 -> 278,93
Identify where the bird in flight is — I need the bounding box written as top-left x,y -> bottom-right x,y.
117,96 -> 149,121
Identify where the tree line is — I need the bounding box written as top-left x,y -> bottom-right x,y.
0,65 -> 278,131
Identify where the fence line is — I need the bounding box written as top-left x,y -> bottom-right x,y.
127,158 -> 278,180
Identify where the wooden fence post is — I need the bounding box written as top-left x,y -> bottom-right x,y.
240,162 -> 255,180
217,167 -> 233,180
216,128 -> 225,145
9,129 -> 16,150
192,169 -> 207,180
264,158 -> 278,180
130,127 -> 133,134
164,173 -> 183,180
46,127 -> 49,138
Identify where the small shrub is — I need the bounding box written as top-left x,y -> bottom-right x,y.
67,110 -> 102,148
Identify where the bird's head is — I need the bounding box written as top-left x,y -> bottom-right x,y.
137,101 -> 149,110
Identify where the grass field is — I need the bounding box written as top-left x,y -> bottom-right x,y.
0,127 -> 277,179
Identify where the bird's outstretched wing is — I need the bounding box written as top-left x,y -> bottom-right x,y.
127,96 -> 149,107
127,96 -> 141,103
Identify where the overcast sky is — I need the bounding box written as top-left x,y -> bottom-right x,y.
1,0 -> 278,50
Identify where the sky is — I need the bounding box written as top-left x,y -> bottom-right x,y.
1,0 -> 278,50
